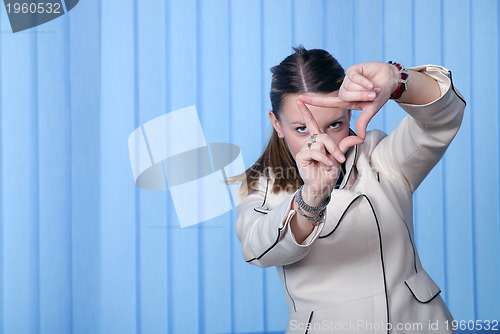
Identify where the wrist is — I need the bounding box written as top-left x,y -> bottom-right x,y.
389,62 -> 400,94
300,184 -> 331,207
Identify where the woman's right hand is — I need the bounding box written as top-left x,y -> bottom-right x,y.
294,100 -> 363,205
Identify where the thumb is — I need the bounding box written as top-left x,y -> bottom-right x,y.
355,107 -> 378,140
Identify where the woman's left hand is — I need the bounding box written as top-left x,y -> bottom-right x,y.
299,61 -> 399,141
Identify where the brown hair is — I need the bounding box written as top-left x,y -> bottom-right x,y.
226,46 -> 345,197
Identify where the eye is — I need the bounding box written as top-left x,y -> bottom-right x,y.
329,122 -> 342,130
295,126 -> 308,134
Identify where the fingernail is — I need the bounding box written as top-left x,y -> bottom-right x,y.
368,92 -> 376,99
328,159 -> 335,166
339,155 -> 346,163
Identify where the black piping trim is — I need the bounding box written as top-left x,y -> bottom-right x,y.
340,141 -> 358,189
318,195 -> 363,239
283,266 -> 297,312
334,161 -> 346,189
262,178 -> 269,206
362,195 -> 390,334
449,70 -> 466,106
376,172 -> 380,183
404,281 -> 441,304
245,227 -> 283,263
253,178 -> 270,214
304,311 -> 314,334
402,218 -> 418,273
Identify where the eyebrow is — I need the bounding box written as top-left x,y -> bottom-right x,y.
290,116 -> 347,125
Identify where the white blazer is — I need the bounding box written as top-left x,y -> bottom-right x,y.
236,65 -> 466,333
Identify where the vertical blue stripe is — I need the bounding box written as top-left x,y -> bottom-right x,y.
0,8 -> 3,333
195,0 -> 205,332
471,0 -> 500,321
163,0 -> 173,332
469,0 -> 477,322
2,22 -> 41,333
227,1 -> 235,331
230,1 -> 265,332
497,0 -> 500,319
70,1 -> 101,332
351,0 -> 355,65
166,0 -> 200,331
290,0 -> 295,46
37,13 -> 73,333
65,12 -> 74,333
469,0 -> 477,320
33,26 -> 41,334
469,0 -> 479,320
100,0 -> 137,332
132,0 -> 141,332
474,0 -> 500,320
321,0 -> 326,48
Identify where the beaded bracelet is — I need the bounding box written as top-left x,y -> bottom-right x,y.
387,61 -> 409,100
296,185 -> 331,213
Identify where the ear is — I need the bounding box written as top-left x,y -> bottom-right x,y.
268,110 -> 284,138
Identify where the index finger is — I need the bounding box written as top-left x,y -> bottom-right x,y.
296,100 -> 322,135
298,95 -> 353,109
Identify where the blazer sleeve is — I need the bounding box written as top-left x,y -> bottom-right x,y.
235,177 -> 324,268
371,65 -> 466,192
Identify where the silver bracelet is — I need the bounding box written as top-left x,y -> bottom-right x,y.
295,203 -> 325,226
296,185 -> 331,213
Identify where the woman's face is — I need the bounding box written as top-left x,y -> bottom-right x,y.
269,91 -> 351,160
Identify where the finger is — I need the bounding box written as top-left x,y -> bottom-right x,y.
347,71 -> 375,90
355,108 -> 378,140
338,135 -> 364,154
339,89 -> 377,102
300,149 -> 335,167
296,100 -> 322,134
314,134 -> 348,164
298,95 -> 353,109
342,80 -> 372,92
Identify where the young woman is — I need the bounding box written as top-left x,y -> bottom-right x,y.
231,46 -> 465,333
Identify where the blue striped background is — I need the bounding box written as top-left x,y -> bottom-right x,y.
0,0 -> 498,333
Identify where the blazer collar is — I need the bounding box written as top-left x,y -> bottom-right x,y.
339,139 -> 358,190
